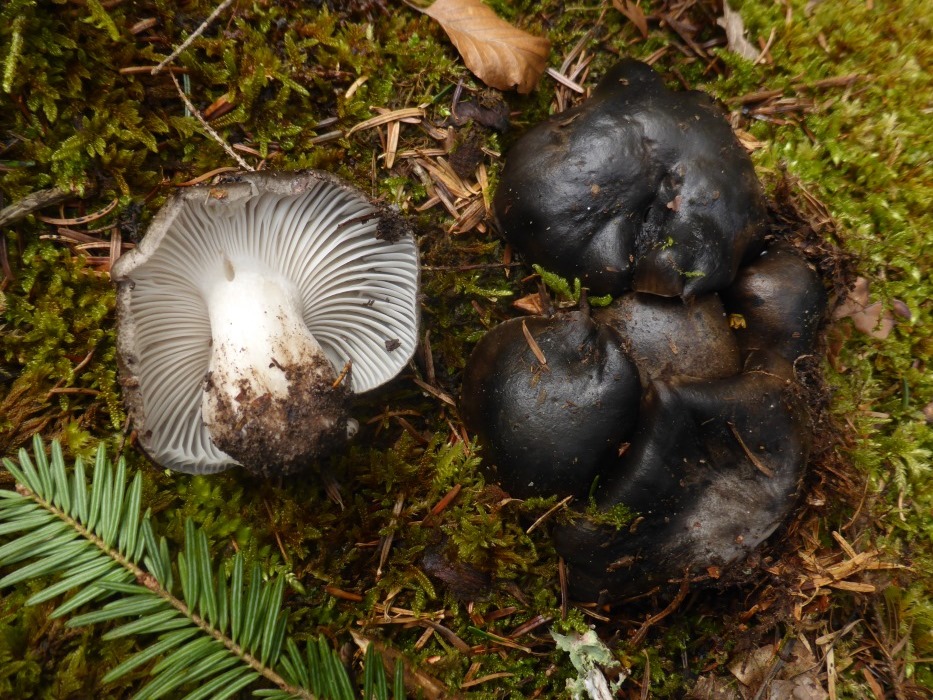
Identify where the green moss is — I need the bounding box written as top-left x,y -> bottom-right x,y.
1,0 -> 931,696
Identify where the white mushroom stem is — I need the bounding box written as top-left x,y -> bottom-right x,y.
199,256 -> 348,471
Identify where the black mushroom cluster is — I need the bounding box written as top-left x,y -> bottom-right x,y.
461,60 -> 827,602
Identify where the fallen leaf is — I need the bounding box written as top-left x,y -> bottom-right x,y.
833,277 -> 895,339
729,641 -> 828,700
716,1 -> 761,61
512,292 -> 546,315
612,0 -> 648,39
421,0 -> 550,94
687,676 -> 740,699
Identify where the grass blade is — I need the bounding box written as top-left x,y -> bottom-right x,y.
241,563 -> 263,652
393,658 -> 405,700
118,472 -> 143,556
182,519 -> 199,612
0,510 -> 57,537
68,594 -> 168,626
259,576 -> 285,664
179,665 -> 256,700
0,543 -> 100,587
102,455 -> 126,546
72,456 -> 88,524
87,444 -> 107,532
216,561 -> 229,635
31,435 -> 53,500
3,454 -> 38,494
230,554 -> 244,645
0,520 -> 78,563
52,568 -> 134,618
196,529 -> 216,625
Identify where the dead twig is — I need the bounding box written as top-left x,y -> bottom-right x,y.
630,575 -> 691,646
521,320 -> 548,368
0,187 -> 74,228
152,0 -> 236,75
525,495 -> 573,534
170,72 -> 253,171
728,421 -> 775,477
376,493 -> 405,581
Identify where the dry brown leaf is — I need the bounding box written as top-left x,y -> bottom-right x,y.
833,276 -> 895,339
612,0 -> 648,39
729,641 -> 828,700
717,1 -> 761,61
512,292 -> 546,315
421,0 -> 550,94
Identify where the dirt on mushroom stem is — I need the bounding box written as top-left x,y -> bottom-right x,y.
204,359 -> 352,478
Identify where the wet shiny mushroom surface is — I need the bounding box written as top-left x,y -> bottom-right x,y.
462,60 -> 828,602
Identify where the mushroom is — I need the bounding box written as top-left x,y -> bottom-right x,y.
463,59 -> 830,601
722,244 -> 827,376
460,310 -> 641,499
113,171 -> 420,477
553,371 -> 810,601
593,292 -> 741,384
493,59 -> 766,298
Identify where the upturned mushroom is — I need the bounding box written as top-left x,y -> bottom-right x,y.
113,171 -> 420,477
493,59 -> 767,298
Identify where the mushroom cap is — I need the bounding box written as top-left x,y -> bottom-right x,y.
460,311 -> 641,499
593,292 -> 741,384
722,244 -> 827,375
493,59 -> 766,298
113,170 -> 420,474
554,371 -> 810,601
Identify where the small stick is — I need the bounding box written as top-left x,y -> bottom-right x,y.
727,422 -> 775,477
421,262 -> 523,272
422,330 -> 435,385
376,493 -> 405,580
152,0 -> 236,75
428,484 -> 461,519
525,495 -> 573,534
521,320 -> 548,368
170,72 -> 253,171
558,558 -> 569,621
38,198 -> 118,226
0,187 -> 72,228
411,377 -> 456,406
325,585 -> 364,602
331,360 -> 352,389
630,575 -> 690,646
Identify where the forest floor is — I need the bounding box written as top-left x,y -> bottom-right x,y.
0,0 -> 930,697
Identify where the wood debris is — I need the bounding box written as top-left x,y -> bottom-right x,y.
766,530 -> 905,617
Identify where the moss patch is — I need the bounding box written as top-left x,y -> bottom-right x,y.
1,0 -> 931,696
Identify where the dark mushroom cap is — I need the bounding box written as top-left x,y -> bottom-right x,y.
593,292 -> 741,384
554,371 -> 810,601
493,59 -> 766,298
722,244 -> 827,375
460,310 -> 641,499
